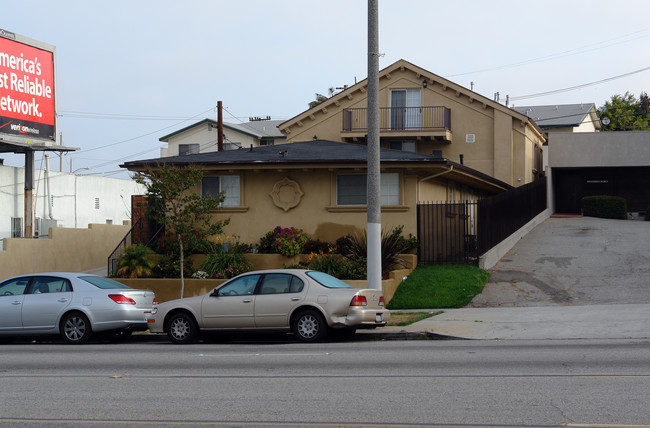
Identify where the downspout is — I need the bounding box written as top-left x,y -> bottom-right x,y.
417,165 -> 454,202
45,155 -> 54,220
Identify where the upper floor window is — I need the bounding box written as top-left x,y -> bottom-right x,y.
179,144 -> 200,156
201,175 -> 240,206
336,173 -> 399,206
389,141 -> 416,152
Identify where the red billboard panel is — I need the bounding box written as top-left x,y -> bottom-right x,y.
0,30 -> 56,142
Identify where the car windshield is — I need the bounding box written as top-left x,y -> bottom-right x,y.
306,271 -> 354,289
80,276 -> 132,290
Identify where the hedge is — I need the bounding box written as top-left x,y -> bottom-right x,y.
581,195 -> 627,219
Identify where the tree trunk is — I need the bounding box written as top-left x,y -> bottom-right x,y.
178,234 -> 185,299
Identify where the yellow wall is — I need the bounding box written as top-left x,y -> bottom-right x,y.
280,60 -> 545,188
203,168 -> 419,245
0,223 -> 130,280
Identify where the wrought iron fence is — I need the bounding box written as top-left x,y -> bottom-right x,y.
417,201 -> 478,264
476,177 -> 547,256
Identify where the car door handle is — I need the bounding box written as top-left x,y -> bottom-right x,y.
12,301 -> 22,305
291,297 -> 301,301
242,299 -> 253,303
57,298 -> 69,303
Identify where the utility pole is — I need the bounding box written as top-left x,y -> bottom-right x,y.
366,0 -> 382,290
217,101 -> 224,151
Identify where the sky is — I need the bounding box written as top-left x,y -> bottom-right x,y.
2,0 -> 649,179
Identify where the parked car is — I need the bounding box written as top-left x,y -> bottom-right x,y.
0,272 -> 157,344
149,269 -> 390,344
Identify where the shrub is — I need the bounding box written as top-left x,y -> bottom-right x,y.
153,254 -> 195,278
339,225 -> 414,275
200,252 -> 253,279
258,226 -> 311,257
116,244 -> 158,278
581,195 -> 627,219
305,252 -> 366,280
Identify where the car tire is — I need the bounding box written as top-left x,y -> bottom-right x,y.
166,312 -> 198,344
61,312 -> 92,344
292,310 -> 327,343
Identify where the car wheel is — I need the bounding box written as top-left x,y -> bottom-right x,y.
166,312 -> 198,344
61,312 -> 92,344
328,327 -> 356,342
293,310 -> 327,343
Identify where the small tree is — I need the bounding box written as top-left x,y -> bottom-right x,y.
134,164 -> 229,298
599,92 -> 650,131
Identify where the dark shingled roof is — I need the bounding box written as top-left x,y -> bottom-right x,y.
122,140 -> 447,167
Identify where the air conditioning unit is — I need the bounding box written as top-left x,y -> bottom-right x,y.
39,219 -> 60,238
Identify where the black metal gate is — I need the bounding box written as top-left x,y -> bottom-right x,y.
417,201 -> 478,264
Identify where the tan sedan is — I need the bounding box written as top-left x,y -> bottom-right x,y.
148,269 -> 390,343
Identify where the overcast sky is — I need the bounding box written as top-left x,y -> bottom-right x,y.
2,0 -> 649,179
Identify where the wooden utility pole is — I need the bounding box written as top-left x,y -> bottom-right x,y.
217,101 -> 224,151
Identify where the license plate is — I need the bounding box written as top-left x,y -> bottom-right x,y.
376,314 -> 382,322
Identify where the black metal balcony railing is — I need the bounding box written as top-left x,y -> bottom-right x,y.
342,106 -> 451,132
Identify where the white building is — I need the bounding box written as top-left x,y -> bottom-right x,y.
0,163 -> 145,240
159,118 -> 286,157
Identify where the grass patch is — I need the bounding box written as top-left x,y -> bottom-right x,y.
387,311 -> 442,326
387,263 -> 489,310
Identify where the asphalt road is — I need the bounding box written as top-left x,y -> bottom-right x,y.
2,339 -> 650,427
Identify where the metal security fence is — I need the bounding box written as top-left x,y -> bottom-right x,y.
417,177 -> 547,264
476,177 -> 547,256
417,201 -> 478,264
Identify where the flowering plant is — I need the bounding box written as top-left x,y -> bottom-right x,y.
263,226 -> 310,257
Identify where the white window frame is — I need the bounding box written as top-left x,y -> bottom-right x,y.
201,175 -> 241,207
336,173 -> 400,206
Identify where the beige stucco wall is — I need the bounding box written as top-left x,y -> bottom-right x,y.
0,223 -> 130,280
201,167 -> 420,245
280,62 -> 545,188
161,123 -> 260,157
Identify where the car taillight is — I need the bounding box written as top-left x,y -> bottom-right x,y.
379,296 -> 385,306
153,297 -> 159,306
108,294 -> 136,305
350,295 -> 367,306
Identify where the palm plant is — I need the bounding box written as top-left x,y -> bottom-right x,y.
340,226 -> 415,275
116,244 -> 158,278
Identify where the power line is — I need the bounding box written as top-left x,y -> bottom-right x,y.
446,26 -> 650,78
509,67 -> 650,101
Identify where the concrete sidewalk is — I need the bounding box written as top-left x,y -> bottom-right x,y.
361,304 -> 650,340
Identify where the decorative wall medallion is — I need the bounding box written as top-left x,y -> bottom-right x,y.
270,177 -> 304,212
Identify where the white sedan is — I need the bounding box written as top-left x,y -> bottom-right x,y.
149,269 -> 390,343
0,272 -> 157,344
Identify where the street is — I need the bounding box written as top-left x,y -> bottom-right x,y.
1,338 -> 649,427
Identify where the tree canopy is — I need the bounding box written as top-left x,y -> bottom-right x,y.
134,164 -> 229,297
598,91 -> 650,131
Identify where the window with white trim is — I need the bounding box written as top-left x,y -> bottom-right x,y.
201,175 -> 240,206
336,173 -> 399,206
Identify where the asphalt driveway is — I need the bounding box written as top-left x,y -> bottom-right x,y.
470,216 -> 650,307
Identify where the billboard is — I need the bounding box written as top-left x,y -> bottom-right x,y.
0,28 -> 56,142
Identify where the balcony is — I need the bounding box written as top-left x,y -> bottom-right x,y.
342,106 -> 452,142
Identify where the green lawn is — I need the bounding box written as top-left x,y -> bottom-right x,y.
387,264 -> 489,309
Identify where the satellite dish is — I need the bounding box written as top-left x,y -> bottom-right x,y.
601,117 -> 611,126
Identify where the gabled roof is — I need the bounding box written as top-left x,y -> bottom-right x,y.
159,118 -> 286,142
121,140 -> 512,191
279,59 -> 543,137
514,103 -> 600,130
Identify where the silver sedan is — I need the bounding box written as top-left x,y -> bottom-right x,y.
0,272 -> 157,344
149,269 -> 390,344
